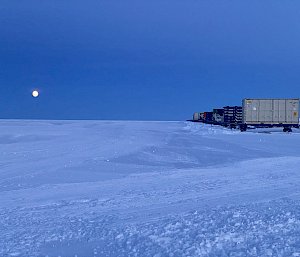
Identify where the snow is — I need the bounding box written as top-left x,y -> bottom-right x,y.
1,120 -> 300,256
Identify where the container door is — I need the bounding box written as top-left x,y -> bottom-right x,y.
292,100 -> 299,123
258,100 -> 272,123
273,99 -> 285,123
286,99 -> 299,124
278,100 -> 286,123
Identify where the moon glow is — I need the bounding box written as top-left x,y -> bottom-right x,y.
32,90 -> 39,98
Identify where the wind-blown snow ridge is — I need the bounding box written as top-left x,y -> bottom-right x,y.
1,120 -> 300,256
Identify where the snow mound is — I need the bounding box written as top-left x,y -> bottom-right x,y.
1,120 -> 300,256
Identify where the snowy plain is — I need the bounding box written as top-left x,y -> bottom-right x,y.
1,120 -> 300,257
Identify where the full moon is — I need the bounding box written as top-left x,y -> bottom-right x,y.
32,90 -> 39,98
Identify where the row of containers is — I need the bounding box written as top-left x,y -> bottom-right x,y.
191,98 -> 300,132
192,106 -> 243,129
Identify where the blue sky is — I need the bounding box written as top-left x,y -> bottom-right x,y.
1,0 -> 300,120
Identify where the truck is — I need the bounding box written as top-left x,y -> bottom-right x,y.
240,98 -> 300,132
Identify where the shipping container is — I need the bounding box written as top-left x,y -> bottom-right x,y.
190,98 -> 299,132
200,112 -> 205,120
213,109 -> 224,124
241,98 -> 299,132
223,106 -> 243,127
203,112 -> 213,123
193,112 -> 200,121
242,99 -> 299,125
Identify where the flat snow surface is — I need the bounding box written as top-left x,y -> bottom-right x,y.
1,120 -> 300,257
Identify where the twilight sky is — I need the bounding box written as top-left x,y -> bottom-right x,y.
1,0 -> 300,120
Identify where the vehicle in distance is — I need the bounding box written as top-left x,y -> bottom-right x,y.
191,98 -> 300,132
241,98 -> 299,132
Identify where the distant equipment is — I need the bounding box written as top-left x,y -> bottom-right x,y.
212,109 -> 224,124
241,99 -> 299,132
223,106 -> 242,128
191,98 -> 300,132
203,112 -> 213,123
193,112 -> 200,121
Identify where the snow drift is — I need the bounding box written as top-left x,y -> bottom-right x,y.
1,120 -> 300,256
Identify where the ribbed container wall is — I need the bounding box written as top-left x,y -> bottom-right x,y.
242,99 -> 299,125
223,106 -> 242,125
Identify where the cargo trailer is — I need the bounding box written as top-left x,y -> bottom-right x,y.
212,109 -> 224,125
193,112 -> 200,121
200,112 -> 205,120
223,106 -> 243,128
203,112 -> 213,123
240,98 -> 300,132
